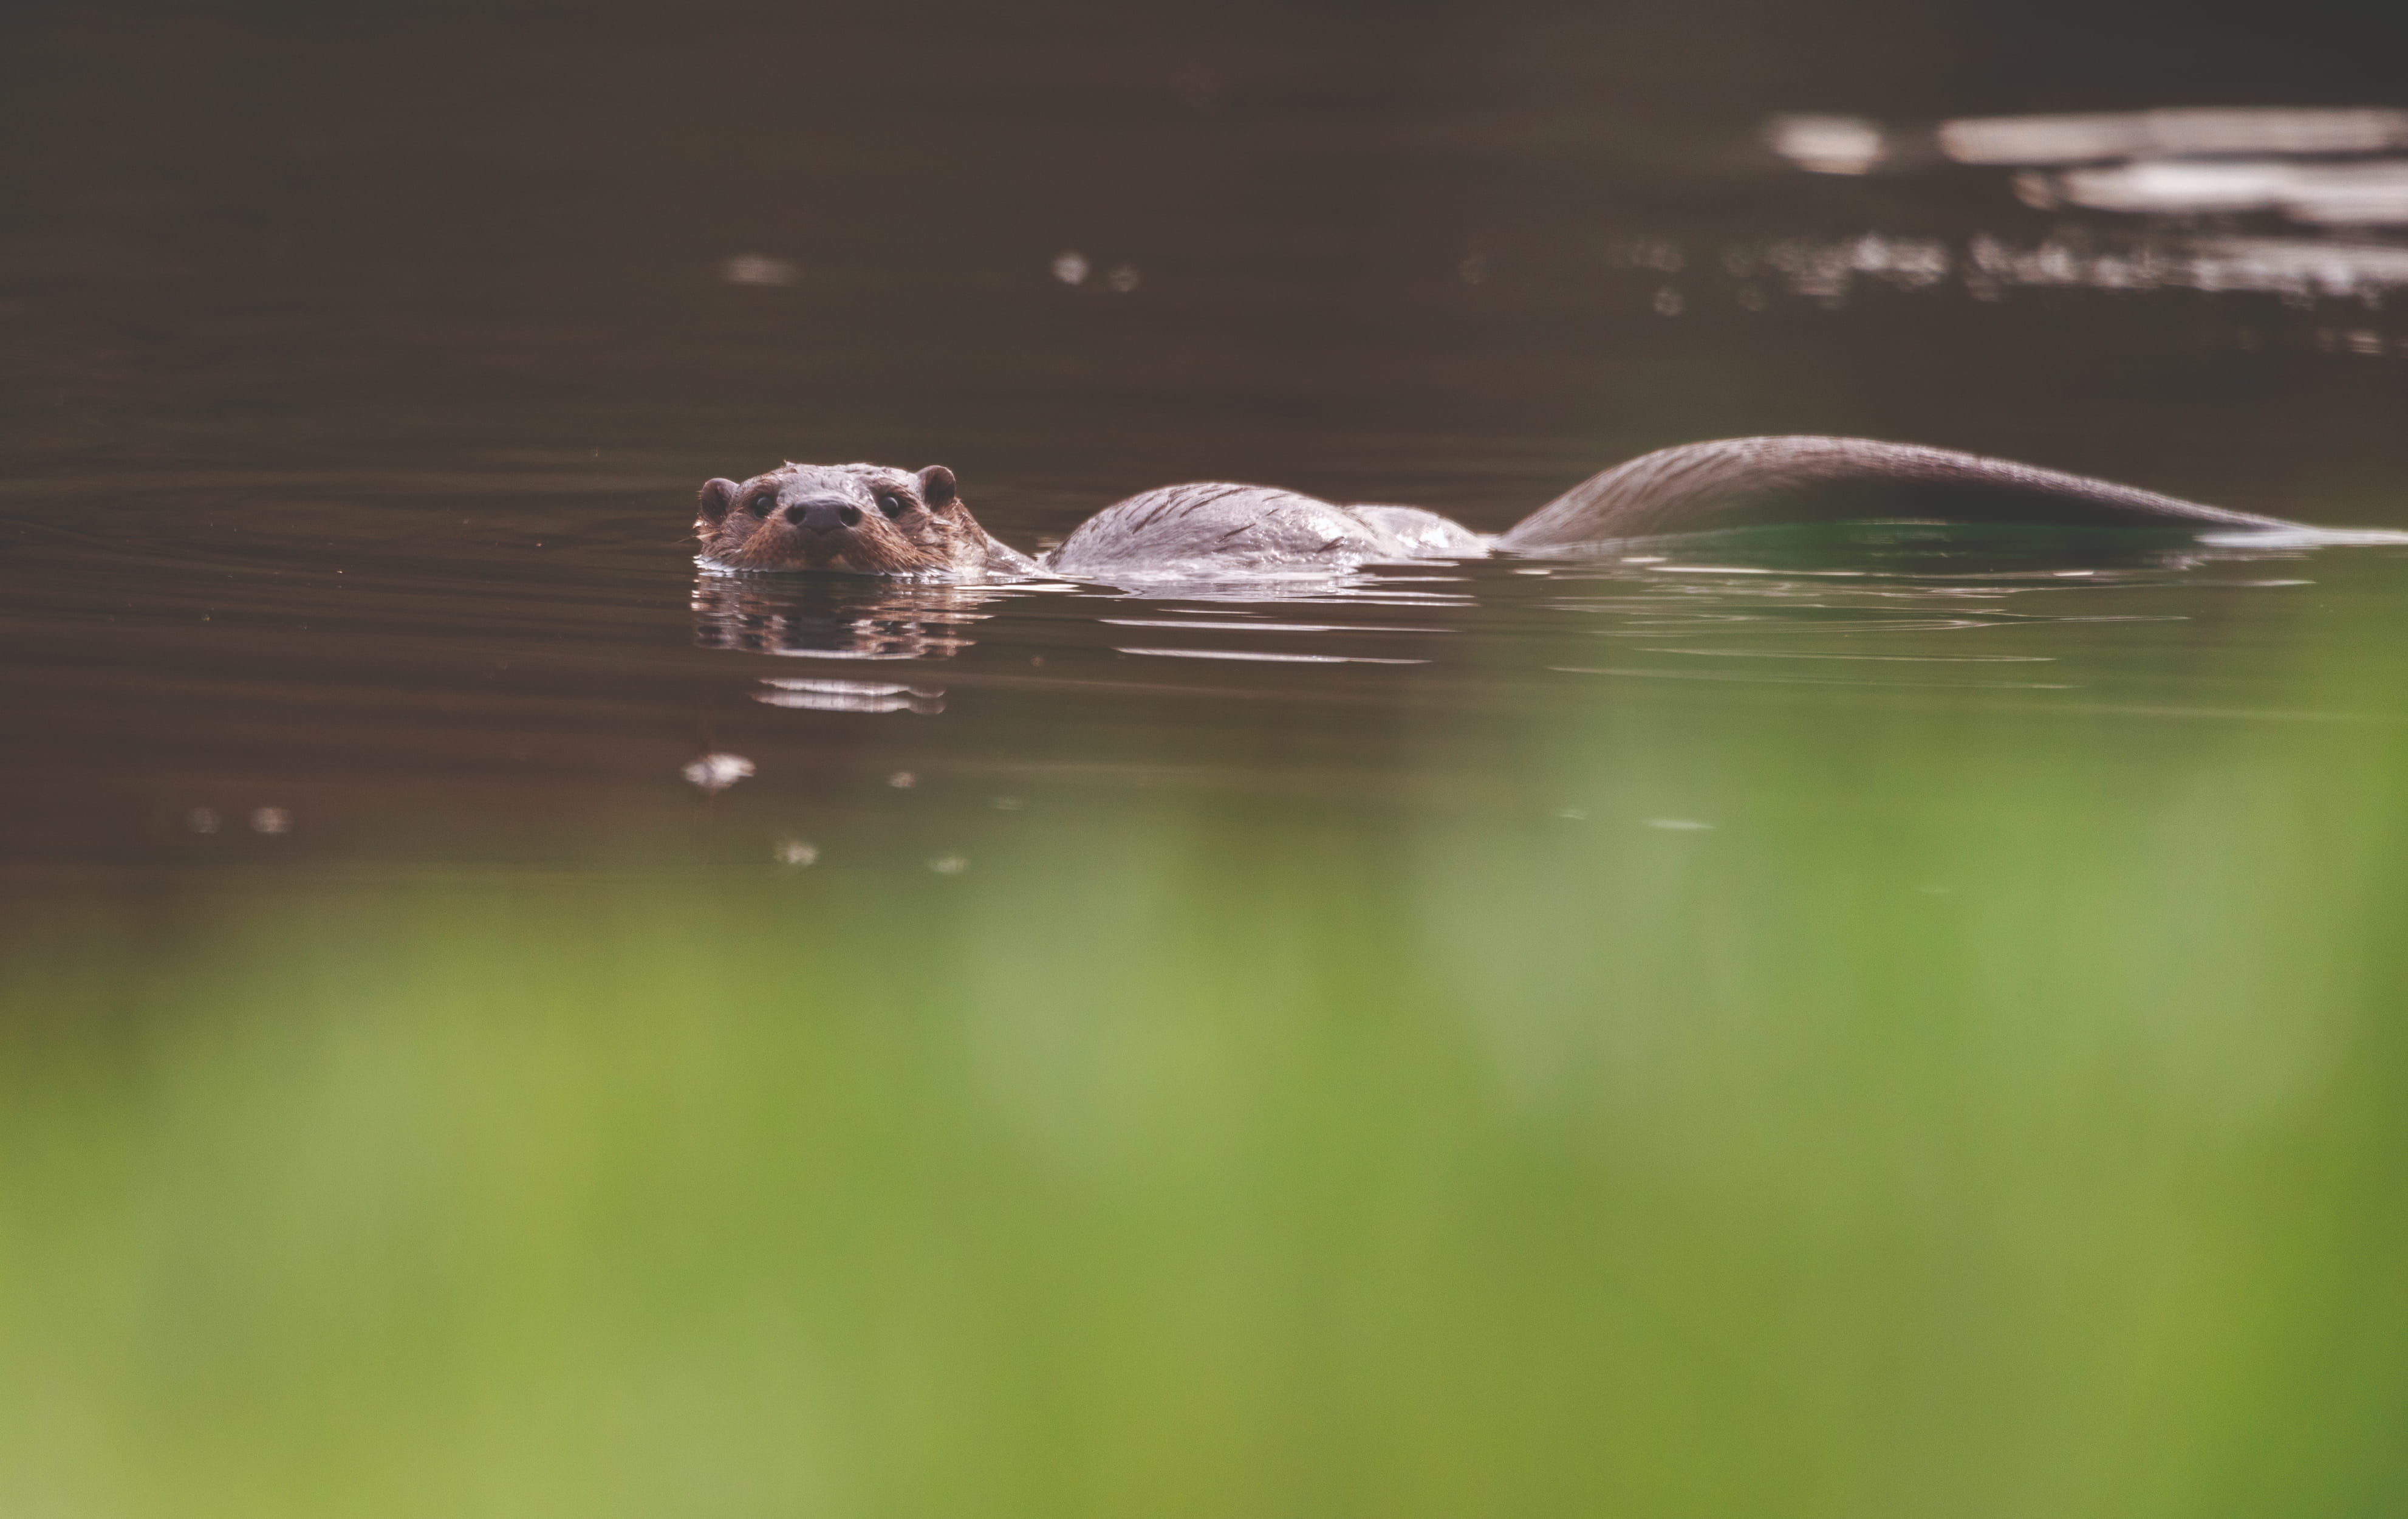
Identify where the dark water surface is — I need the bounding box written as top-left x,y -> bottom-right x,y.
9,4 -> 2408,871
10,4 -> 2408,1515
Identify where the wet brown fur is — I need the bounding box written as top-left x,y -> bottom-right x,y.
695,462 -> 993,575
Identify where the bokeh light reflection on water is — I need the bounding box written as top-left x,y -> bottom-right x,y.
1737,104 -> 2408,354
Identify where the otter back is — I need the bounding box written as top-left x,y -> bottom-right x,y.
1043,484 -> 1486,580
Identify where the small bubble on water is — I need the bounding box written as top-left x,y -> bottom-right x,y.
888,770 -> 917,789
775,838 -> 819,868
249,807 -> 292,835
1645,818 -> 1713,831
1653,286 -> 1686,316
992,797 -> 1026,811
1459,252 -> 1489,285
1052,251 -> 1090,286
186,808 -> 221,835
928,854 -> 970,875
1556,808 -> 1589,820
1107,263 -> 1141,293
721,253 -> 798,287
683,753 -> 755,792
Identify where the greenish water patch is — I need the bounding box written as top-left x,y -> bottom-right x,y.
9,583 -> 2408,1517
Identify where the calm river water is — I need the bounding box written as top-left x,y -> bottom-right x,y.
7,4 -> 2408,1516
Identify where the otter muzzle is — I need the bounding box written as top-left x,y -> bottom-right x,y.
784,496 -> 863,532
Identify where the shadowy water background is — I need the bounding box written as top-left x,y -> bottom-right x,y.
9,2 -> 2408,1514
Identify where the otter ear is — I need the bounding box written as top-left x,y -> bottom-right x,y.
918,465 -> 957,509
696,478 -> 742,523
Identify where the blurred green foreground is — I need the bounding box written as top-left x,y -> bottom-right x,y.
9,622 -> 2408,1519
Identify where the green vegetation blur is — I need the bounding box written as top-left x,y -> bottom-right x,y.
9,591 -> 2408,1519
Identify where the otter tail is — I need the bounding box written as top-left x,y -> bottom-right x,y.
1500,436 -> 2297,550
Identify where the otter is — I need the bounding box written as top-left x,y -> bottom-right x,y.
694,436 -> 2302,581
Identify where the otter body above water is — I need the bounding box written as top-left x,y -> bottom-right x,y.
693,436 -> 2301,582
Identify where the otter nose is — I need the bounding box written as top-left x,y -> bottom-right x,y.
784,497 -> 862,532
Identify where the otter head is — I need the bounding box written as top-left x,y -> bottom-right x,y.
694,462 -> 982,574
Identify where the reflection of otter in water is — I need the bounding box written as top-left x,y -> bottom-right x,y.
694,436 -> 2304,583
690,577 -> 1000,660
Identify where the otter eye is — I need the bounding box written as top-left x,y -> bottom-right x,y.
878,494 -> 905,518
747,495 -> 775,518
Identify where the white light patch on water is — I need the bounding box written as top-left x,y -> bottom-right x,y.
761,645 -> 965,662
756,677 -> 944,714
774,839 -> 819,868
248,807 -> 292,835
1115,647 -> 1428,665
1938,107 -> 2408,165
1728,227 -> 2408,308
1645,818 -> 1714,831
2041,158 -> 2408,225
2198,527 -> 2408,548
1052,251 -> 1090,285
1766,114 -> 1888,175
720,253 -> 799,286
683,753 -> 754,792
